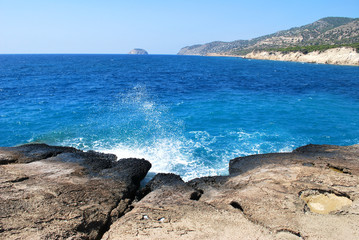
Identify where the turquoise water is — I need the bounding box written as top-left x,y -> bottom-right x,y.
1,54 -> 359,180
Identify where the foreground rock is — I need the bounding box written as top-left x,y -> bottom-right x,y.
104,144 -> 359,240
0,144 -> 151,239
102,174 -> 273,240
128,48 -> 149,55
2,143 -> 359,239
243,47 -> 359,66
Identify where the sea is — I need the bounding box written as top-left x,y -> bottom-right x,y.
1,54 -> 359,180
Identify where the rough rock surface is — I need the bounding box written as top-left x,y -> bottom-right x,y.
103,144 -> 359,240
128,48 -> 149,55
243,47 -> 359,66
0,144 -> 151,240
2,143 -> 359,239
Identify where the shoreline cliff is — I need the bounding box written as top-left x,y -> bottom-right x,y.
1,143 -> 359,239
242,47 -> 359,66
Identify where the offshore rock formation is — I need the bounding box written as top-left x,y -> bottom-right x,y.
128,48 -> 149,55
1,143 -> 359,239
243,47 -> 359,66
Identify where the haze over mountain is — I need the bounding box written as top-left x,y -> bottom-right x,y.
178,17 -> 359,56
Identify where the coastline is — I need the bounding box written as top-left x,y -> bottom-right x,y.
205,47 -> 359,66
1,143 -> 359,239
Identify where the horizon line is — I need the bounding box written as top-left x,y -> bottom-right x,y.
0,53 -> 177,55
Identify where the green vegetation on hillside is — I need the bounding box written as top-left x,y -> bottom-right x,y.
319,17 -> 357,28
178,17 -> 359,56
266,43 -> 359,54
230,43 -> 359,56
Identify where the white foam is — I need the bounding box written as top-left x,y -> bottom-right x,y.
57,86 -> 298,181
61,130 -> 297,182
97,138 -> 205,181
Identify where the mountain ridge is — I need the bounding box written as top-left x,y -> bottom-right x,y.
178,17 -> 359,56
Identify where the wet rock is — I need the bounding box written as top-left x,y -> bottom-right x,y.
145,173 -> 185,190
135,173 -> 186,201
0,144 -> 151,240
0,143 -> 79,164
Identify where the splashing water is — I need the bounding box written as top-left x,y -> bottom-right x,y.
1,55 -> 359,181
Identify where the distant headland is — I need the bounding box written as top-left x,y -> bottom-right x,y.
128,48 -> 149,55
178,17 -> 359,66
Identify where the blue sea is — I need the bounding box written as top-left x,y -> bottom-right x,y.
1,54 -> 359,180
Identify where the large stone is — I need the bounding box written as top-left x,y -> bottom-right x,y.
102,175 -> 273,240
104,144 -> 359,239
0,144 -> 151,240
0,143 -> 79,164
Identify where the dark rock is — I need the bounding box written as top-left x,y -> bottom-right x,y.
0,143 -> 78,164
109,158 -> 152,185
136,173 -> 185,201
189,191 -> 202,201
145,173 -> 185,191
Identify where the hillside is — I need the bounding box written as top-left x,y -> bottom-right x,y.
178,17 -> 359,56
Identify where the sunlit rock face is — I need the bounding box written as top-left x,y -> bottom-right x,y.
128,49 -> 148,55
104,144 -> 359,240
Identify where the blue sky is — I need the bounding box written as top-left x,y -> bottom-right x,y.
0,0 -> 358,54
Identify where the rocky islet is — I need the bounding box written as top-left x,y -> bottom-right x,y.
128,48 -> 149,55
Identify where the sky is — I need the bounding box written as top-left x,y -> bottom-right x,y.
0,0 -> 358,54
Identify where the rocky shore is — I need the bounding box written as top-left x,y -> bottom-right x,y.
1,143 -> 359,239
243,47 -> 359,66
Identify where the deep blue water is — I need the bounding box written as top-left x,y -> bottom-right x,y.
1,54 -> 359,180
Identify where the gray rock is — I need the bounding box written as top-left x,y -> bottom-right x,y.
229,144 -> 359,175
0,143 -> 79,164
0,144 -> 151,240
128,48 -> 148,55
104,144 -> 359,240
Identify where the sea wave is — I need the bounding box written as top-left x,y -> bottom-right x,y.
63,129 -> 298,181
30,84 -> 303,181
